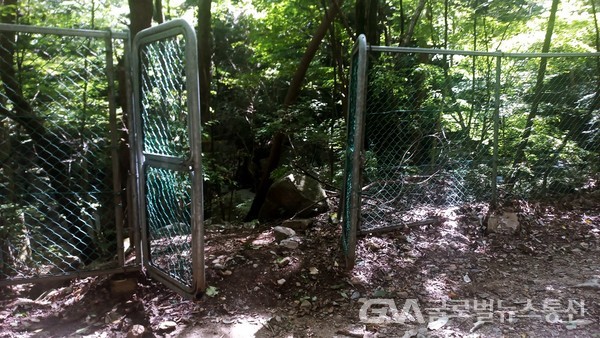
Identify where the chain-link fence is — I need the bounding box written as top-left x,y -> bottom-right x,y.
498,55 -> 599,198
342,36 -> 600,266
0,24 -> 133,284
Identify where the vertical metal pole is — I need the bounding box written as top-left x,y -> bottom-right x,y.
491,52 -> 502,208
124,31 -> 142,266
184,24 -> 206,295
106,31 -> 125,267
346,34 -> 368,269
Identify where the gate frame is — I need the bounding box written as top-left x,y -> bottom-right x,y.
340,34 -> 368,269
130,19 -> 205,297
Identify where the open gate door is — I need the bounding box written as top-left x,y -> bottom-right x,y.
131,19 -> 205,297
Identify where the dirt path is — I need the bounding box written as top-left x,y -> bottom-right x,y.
1,194 -> 599,337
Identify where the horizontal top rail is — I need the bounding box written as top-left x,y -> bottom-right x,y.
369,45 -> 600,58
0,23 -> 128,39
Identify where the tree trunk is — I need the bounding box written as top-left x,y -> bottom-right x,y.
128,0 -> 154,38
355,0 -> 380,44
400,0 -> 427,46
197,0 -> 212,125
153,0 -> 164,24
244,0 -> 345,221
509,0 -> 560,182
121,0 -> 153,255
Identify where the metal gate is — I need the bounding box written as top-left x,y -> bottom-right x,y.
131,19 -> 205,297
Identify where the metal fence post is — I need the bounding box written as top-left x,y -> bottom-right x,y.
106,31 -> 125,267
491,52 -> 502,208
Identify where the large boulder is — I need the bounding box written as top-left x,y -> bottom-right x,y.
258,174 -> 328,220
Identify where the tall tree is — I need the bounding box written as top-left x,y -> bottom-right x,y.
128,0 -> 153,37
245,0 -> 346,221
153,0 -> 164,23
509,0 -> 560,182
355,0 -> 380,44
119,0 -> 153,254
400,0 -> 427,46
197,0 -> 212,125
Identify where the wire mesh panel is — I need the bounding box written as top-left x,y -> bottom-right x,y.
497,55 -> 599,198
342,40 -> 600,264
0,24 -> 129,284
358,48 -> 498,232
132,19 -> 204,296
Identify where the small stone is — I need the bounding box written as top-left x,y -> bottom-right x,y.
280,238 -> 300,250
350,276 -> 361,285
448,264 -> 457,271
127,324 -> 145,338
158,320 -> 177,332
396,291 -> 409,298
309,267 -> 319,275
300,300 -> 311,308
277,278 -> 286,285
221,270 -> 232,276
278,257 -> 292,267
273,226 -> 296,241
351,291 -> 361,300
428,316 -> 449,330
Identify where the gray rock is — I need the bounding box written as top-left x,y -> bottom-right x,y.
273,226 -> 296,241
259,174 -> 327,220
280,238 -> 300,250
300,300 -> 311,308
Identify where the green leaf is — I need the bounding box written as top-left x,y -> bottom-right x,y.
205,285 -> 219,297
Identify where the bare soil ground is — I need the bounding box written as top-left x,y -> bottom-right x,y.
1,191 -> 599,337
